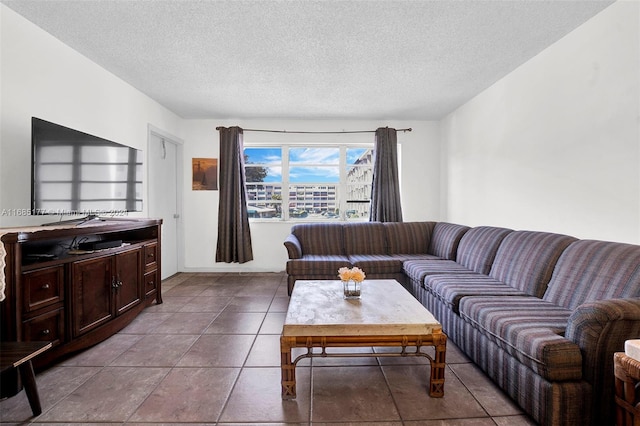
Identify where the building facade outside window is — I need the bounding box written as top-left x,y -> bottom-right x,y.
244,144 -> 373,221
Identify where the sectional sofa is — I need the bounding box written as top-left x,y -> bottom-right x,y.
283,221 -> 640,426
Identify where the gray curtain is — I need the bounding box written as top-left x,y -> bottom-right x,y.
215,126 -> 254,263
369,127 -> 403,222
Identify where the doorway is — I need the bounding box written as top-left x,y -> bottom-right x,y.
148,126 -> 183,279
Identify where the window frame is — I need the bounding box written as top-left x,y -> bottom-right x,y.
243,142 -> 374,222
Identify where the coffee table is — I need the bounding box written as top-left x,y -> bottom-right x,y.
281,279 -> 446,399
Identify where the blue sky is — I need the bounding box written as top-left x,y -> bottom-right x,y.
244,147 -> 370,184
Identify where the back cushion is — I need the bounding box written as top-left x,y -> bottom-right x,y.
384,221 -> 435,254
456,226 -> 513,274
428,222 -> 470,260
489,231 -> 576,297
292,223 -> 345,255
344,222 -> 387,255
544,240 -> 640,310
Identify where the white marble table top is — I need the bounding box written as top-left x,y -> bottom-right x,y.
283,279 -> 441,337
625,339 -> 640,361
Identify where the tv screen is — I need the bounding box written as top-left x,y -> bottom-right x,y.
31,117 -> 143,216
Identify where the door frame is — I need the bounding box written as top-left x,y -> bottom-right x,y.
147,124 -> 184,275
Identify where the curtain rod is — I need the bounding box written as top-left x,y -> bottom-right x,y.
215,127 -> 412,134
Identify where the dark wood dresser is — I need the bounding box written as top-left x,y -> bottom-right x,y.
0,218 -> 162,397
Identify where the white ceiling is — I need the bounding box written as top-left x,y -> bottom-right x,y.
3,0 -> 614,120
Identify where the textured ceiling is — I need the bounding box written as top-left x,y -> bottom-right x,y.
3,0 -> 614,120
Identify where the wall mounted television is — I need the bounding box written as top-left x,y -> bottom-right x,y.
31,117 -> 143,218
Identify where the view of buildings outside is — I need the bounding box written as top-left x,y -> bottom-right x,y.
244,146 -> 373,220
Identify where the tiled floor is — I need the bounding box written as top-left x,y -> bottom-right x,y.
0,272 -> 537,425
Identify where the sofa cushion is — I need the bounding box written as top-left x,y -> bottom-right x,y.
489,231 -> 577,298
348,254 -> 403,275
426,274 -> 528,313
344,222 -> 387,255
291,223 -> 346,256
391,253 -> 443,262
543,240 -> 640,310
428,222 -> 470,260
456,226 -> 513,274
286,255 -> 351,276
383,221 -> 436,254
459,295 -> 582,381
402,259 -> 477,284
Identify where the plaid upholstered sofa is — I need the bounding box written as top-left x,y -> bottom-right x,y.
283,221 -> 640,425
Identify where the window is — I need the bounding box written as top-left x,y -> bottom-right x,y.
244,144 -> 374,221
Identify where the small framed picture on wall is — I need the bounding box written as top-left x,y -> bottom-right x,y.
192,158 -> 218,190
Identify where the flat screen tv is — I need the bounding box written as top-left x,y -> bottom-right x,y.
31,117 -> 143,217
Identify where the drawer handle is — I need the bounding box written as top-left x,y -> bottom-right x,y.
41,329 -> 50,335
42,283 -> 50,290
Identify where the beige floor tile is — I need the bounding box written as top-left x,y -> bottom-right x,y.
198,285 -> 243,296
128,367 -> 239,423
311,366 -> 400,423
60,334 -> 143,366
224,295 -> 275,312
260,311 -> 287,334
111,334 -> 198,367
219,423 -> 306,426
245,334 -> 310,368
177,296 -> 232,312
0,366 -> 100,422
244,334 -> 282,367
219,366 -> 312,423
204,311 -> 266,334
312,423 -> 402,426
269,295 -> 291,312
37,367 -> 168,422
34,423 -> 123,426
119,312 -> 174,334
403,419 -> 497,425
381,365 -> 487,421
492,415 -> 538,425
143,295 -> 196,313
0,272 -> 533,425
449,363 -> 523,417
151,312 -> 218,334
177,334 -> 255,367
163,283 -> 209,296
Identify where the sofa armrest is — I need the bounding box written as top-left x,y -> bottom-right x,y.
565,298 -> 640,407
284,234 -> 303,259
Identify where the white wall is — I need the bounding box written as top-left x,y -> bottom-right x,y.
0,3 -> 440,272
440,1 -> 640,244
0,5 -> 183,228
179,119 -> 440,272
5,0 -> 636,274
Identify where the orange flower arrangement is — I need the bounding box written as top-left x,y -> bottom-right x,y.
338,266 -> 366,282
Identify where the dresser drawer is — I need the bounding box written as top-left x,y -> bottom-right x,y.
22,266 -> 64,313
144,271 -> 158,297
144,243 -> 158,272
22,307 -> 64,346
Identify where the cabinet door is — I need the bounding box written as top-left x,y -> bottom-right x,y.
71,256 -> 114,337
115,249 -> 142,315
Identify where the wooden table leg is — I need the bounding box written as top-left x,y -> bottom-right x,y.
429,333 -> 446,397
17,360 -> 43,416
280,336 -> 296,399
